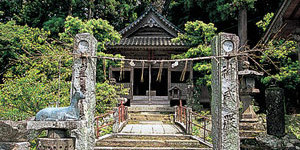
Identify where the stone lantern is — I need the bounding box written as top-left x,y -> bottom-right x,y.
238,61 -> 263,122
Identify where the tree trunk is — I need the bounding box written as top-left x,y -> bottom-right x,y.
238,8 -> 248,70
88,0 -> 94,20
68,0 -> 73,16
238,8 -> 247,49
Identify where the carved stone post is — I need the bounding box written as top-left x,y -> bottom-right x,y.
71,33 -> 97,150
211,33 -> 240,150
265,85 -> 285,137
186,107 -> 192,134
113,107 -> 119,133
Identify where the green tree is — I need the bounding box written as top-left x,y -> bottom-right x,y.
172,20 -> 217,110
0,21 -> 72,120
254,13 -> 299,112
0,17 -> 128,120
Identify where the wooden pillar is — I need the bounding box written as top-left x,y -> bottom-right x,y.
168,62 -> 171,100
130,67 -> 134,99
149,64 -> 151,102
211,33 -> 240,150
189,61 -> 193,81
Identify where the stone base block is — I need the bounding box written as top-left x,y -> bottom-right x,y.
0,121 -> 29,142
27,121 -> 83,131
0,142 -> 30,150
37,138 -> 75,150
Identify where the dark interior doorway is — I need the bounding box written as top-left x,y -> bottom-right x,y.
133,68 -> 168,96
133,68 -> 149,95
151,68 -> 168,96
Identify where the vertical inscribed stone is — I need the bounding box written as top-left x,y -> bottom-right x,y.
70,33 -> 97,150
211,33 -> 240,150
265,85 -> 285,137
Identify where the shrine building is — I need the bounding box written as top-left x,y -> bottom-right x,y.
106,6 -> 193,106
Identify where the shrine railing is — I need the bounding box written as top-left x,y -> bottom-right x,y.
175,100 -> 212,144
95,100 -> 128,138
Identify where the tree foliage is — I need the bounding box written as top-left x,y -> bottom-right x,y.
0,17 -> 128,120
254,13 -> 299,110
259,40 -> 299,90
172,20 -> 216,86
256,12 -> 274,32
172,21 -> 217,109
0,21 -> 72,120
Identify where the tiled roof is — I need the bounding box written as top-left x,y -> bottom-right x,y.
119,5 -> 183,36
107,5 -> 186,48
109,37 -> 185,46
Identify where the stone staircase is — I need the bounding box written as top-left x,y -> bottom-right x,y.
95,134 -> 210,150
128,105 -> 174,113
95,106 -> 212,149
129,113 -> 172,124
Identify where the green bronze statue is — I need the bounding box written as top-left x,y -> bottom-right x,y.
35,91 -> 85,121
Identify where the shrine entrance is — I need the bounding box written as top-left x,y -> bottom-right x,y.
133,67 -> 168,104
133,68 -> 149,96
133,68 -> 168,96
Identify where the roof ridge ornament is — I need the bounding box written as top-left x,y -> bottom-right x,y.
143,17 -> 160,28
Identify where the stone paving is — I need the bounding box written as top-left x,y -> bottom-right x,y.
121,121 -> 183,134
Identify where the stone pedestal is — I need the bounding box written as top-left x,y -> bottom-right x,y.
27,121 -> 83,150
211,33 -> 240,150
37,138 -> 75,150
240,95 -> 258,122
265,85 -> 285,137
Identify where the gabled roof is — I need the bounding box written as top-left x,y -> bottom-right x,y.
112,37 -> 185,46
106,5 -> 187,48
119,5 -> 183,38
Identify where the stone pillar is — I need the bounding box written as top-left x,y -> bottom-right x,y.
265,85 -> 285,137
186,107 -> 193,134
70,33 -> 97,150
211,33 -> 240,150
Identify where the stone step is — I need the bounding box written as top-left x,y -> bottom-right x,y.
131,100 -> 170,105
94,147 -> 211,150
129,114 -> 172,122
121,124 -> 183,134
128,105 -> 174,113
95,134 -> 210,149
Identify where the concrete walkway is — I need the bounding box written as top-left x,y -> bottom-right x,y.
121,121 -> 183,134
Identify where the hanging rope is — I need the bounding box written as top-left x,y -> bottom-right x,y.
103,59 -> 106,80
57,56 -> 62,107
156,61 -> 163,82
180,60 -> 188,82
141,61 -> 145,83
72,53 -> 247,63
